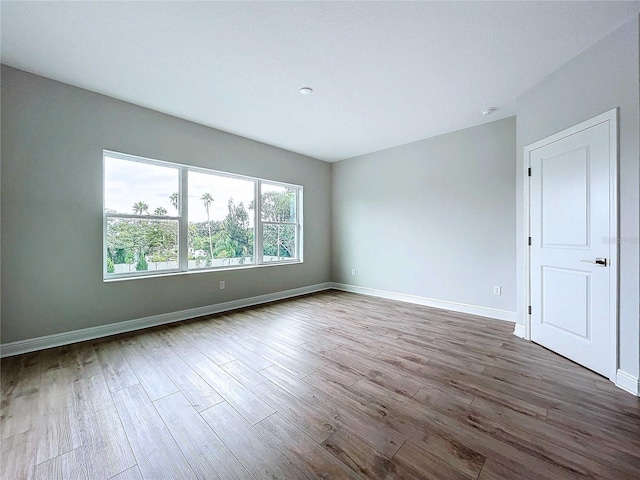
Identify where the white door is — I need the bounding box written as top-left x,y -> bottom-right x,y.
528,111 -> 617,378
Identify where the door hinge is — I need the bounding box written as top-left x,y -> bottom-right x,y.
528,237 -> 532,246
528,167 -> 531,177
528,306 -> 532,315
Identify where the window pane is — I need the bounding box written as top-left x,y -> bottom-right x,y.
261,184 -> 296,222
106,218 -> 179,274
263,224 -> 296,261
105,156 -> 180,216
188,171 -> 255,268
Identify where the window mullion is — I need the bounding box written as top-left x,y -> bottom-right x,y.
179,166 -> 189,271
255,180 -> 263,265
297,188 -> 302,261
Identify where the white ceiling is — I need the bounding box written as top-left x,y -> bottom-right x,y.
2,1 -> 640,162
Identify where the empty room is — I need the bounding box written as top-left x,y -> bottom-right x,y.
1,1 -> 640,479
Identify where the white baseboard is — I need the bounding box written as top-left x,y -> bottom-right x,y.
616,369 -> 640,396
513,324 -> 526,339
331,282 -> 516,322
0,282 -> 332,358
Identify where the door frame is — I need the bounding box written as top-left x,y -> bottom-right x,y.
523,108 -> 619,381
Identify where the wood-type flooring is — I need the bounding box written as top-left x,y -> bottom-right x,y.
2,290 -> 639,479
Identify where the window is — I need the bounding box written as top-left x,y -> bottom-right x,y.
261,183 -> 298,262
103,151 -> 302,279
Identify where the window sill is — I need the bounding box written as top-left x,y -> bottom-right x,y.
103,260 -> 303,283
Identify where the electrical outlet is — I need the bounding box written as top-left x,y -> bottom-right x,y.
493,285 -> 501,295
220,280 -> 225,290
351,268 -> 356,276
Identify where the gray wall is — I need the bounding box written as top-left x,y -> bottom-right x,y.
515,16 -> 640,377
332,117 -> 517,313
1,66 -> 331,344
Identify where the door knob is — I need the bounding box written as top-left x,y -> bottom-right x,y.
580,258 -> 607,267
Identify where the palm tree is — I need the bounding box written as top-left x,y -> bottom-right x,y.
214,237 -> 237,266
201,193 -> 214,260
132,201 -> 149,215
154,207 -> 167,216
169,192 -> 178,211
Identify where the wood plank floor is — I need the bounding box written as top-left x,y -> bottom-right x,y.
2,290 -> 639,479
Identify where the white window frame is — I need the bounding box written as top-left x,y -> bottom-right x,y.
103,150 -> 303,280
257,180 -> 303,265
